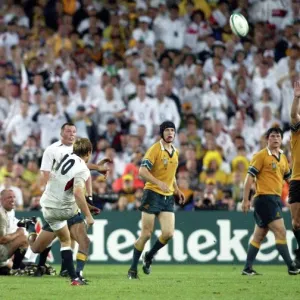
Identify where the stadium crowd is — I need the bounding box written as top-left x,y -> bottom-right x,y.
0,0 -> 299,212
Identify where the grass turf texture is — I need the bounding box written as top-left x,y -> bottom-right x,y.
1,265 -> 300,300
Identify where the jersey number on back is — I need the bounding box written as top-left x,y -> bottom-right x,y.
53,154 -> 75,175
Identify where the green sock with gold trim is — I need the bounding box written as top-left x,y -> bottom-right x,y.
244,241 -> 260,270
276,240 -> 293,267
130,246 -> 143,271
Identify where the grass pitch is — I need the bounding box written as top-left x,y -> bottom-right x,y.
1,265 -> 300,300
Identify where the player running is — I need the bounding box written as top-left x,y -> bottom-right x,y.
241,126 -> 299,275
127,121 -> 186,279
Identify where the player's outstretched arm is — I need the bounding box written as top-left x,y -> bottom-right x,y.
86,158 -> 112,175
241,174 -> 254,213
139,166 -> 170,193
290,81 -> 300,126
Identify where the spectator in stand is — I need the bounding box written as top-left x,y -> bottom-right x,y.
0,0 -> 298,211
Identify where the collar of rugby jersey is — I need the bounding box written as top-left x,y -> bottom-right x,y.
266,147 -> 283,155
159,139 -> 176,151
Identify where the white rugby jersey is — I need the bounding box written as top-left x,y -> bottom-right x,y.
40,141 -> 73,172
40,153 -> 90,209
0,206 -> 8,237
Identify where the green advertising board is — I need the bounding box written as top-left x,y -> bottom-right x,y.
16,211 -> 297,264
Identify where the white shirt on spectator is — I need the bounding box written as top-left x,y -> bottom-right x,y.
251,73 -> 281,106
280,78 -> 294,124
254,101 -> 279,118
179,86 -> 202,114
249,0 -> 294,30
93,98 -> 126,134
276,57 -> 300,82
156,97 -> 181,129
0,97 -> 10,124
255,115 -> 281,138
37,113 -> 68,149
155,16 -> 186,50
5,114 -> 35,146
202,90 -> 228,122
0,32 -> 19,48
215,131 -> 235,161
145,76 -> 161,97
128,97 -> 159,136
175,64 -> 196,85
72,94 -> 94,112
185,22 -> 213,53
132,28 -> 156,47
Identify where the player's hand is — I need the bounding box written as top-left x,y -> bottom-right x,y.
241,199 -> 250,214
295,81 -> 300,98
97,157 -> 112,175
88,203 -> 101,215
85,215 -> 94,227
157,181 -> 170,193
176,189 -> 186,205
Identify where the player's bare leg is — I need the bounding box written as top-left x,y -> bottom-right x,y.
128,212 -> 155,279
268,219 -> 299,275
290,203 -> 300,266
30,230 -> 56,276
242,225 -> 268,275
143,212 -> 175,275
70,223 -> 90,281
55,225 -> 84,285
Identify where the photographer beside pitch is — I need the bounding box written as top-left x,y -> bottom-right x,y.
128,121 -> 186,279
241,126 -> 299,275
0,189 -> 29,275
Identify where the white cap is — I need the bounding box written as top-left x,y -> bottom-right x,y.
263,50 -> 274,58
139,16 -> 151,24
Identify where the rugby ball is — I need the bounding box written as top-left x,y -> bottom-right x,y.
229,13 -> 249,37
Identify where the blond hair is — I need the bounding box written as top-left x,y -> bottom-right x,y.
73,138 -> 92,158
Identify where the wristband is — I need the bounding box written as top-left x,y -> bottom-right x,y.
86,196 -> 93,205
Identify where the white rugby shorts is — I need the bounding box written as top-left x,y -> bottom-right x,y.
42,204 -> 77,232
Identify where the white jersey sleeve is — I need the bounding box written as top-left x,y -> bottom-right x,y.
40,146 -> 54,172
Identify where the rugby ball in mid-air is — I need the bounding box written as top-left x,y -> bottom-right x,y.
229,13 -> 249,37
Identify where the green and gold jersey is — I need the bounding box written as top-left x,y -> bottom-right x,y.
248,147 -> 291,197
141,140 -> 179,196
290,122 -> 300,180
